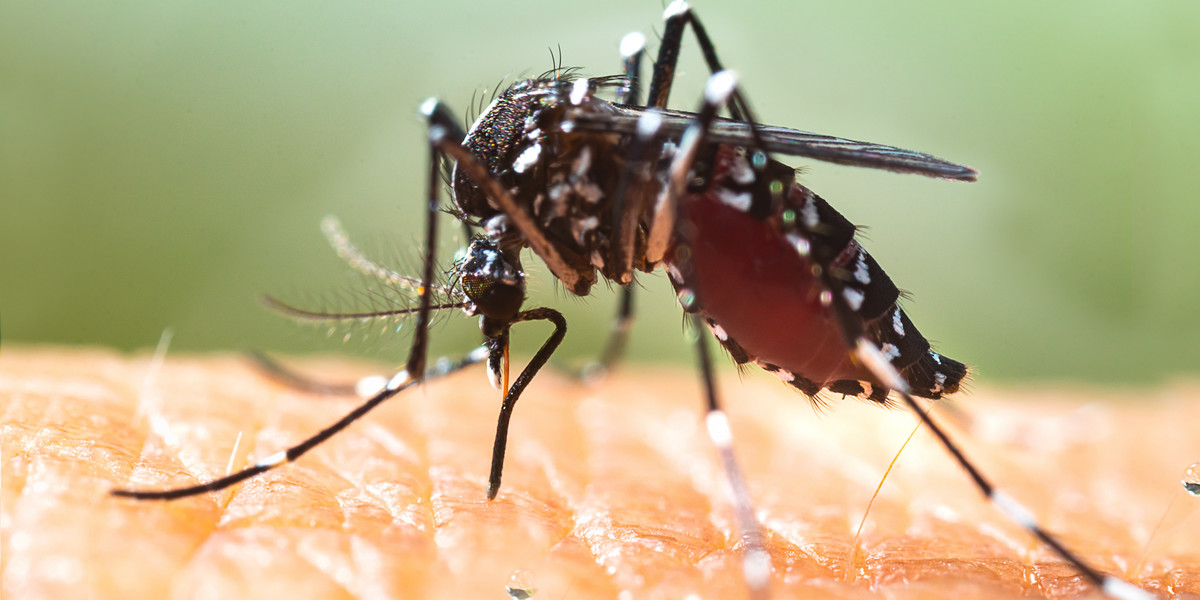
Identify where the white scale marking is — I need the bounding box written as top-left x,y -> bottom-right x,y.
705,410 -> 733,447
708,322 -> 729,341
855,340 -> 910,393
768,368 -> 796,383
637,110 -> 663,137
730,153 -> 756,185
666,263 -> 685,284
573,146 -> 592,176
854,249 -> 871,284
881,343 -> 901,362
716,187 -> 752,212
800,193 -> 819,228
1103,578 -> 1156,600
990,490 -> 1037,529
744,550 -> 772,593
705,70 -> 737,105
355,375 -> 388,398
569,79 -> 589,105
931,372 -> 946,395
513,143 -> 541,174
930,352 -> 942,365
843,288 -> 865,311
578,182 -> 604,204
892,309 -> 905,336
386,370 -> 412,391
487,359 -> 502,390
548,182 -> 568,203
786,233 -> 810,256
620,32 -> 646,58
664,0 -> 690,18
419,97 -> 438,117
257,450 -> 288,468
572,215 -> 599,244
484,214 -> 508,239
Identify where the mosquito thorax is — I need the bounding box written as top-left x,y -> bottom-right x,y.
453,79 -> 566,219
453,76 -> 652,296
455,238 -> 526,336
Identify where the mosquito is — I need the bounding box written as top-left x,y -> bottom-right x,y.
113,3 -> 1153,598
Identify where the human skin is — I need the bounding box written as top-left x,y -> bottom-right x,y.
2,347 -> 1197,599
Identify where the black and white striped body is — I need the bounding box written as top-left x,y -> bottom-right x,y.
667,145 -> 966,401
457,79 -> 966,402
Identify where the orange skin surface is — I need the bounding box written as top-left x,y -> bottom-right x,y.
2,347 -> 1197,599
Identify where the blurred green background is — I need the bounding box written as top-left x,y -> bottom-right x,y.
2,1 -> 1197,385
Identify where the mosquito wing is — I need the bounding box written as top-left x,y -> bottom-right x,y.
571,104 -> 977,182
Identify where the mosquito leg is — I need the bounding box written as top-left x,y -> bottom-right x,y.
646,71 -> 739,264
646,0 -> 787,213
576,285 -> 635,382
607,26 -> 652,280
576,32 -> 660,376
851,342 -> 1155,600
247,350 -> 423,400
602,102 -> 662,281
485,307 -> 567,500
616,31 -> 645,106
670,168 -> 770,594
246,350 -> 358,396
691,311 -> 771,598
251,293 -> 469,398
646,1 -> 748,121
421,99 -> 593,295
596,285 -> 634,370
113,109 -> 468,501
560,35 -> 648,380
111,346 -> 489,500
645,69 -> 787,266
400,110 -> 452,378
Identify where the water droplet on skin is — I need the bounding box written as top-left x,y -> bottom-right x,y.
1183,462 -> 1200,496
506,569 -> 536,599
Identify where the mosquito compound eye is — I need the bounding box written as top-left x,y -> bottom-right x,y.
457,240 -> 526,323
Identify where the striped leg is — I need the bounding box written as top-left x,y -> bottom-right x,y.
111,347 -> 488,500
657,70 -> 773,597
692,312 -> 772,599
852,342 -> 1154,600
646,1 -> 749,120
576,31 -> 647,381
113,99 -> 485,501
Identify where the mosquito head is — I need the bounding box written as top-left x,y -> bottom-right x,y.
455,238 -> 526,335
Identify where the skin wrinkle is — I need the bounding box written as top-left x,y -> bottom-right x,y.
334,408 -> 438,597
